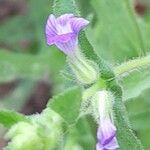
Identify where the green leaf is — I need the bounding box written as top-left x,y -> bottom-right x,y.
137,129 -> 150,150
74,117 -> 96,150
0,49 -> 65,83
126,88 -> 150,130
0,50 -> 44,82
47,86 -> 82,124
125,88 -> 150,149
120,69 -> 150,101
89,0 -> 146,63
130,109 -> 150,131
64,117 -> 95,150
0,110 -> 28,128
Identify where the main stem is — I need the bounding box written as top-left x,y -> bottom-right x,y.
82,78 -> 106,100
114,55 -> 150,76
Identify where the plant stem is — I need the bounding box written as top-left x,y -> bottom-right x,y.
82,78 -> 106,100
114,55 -> 150,76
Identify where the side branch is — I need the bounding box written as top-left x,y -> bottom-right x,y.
114,55 -> 150,76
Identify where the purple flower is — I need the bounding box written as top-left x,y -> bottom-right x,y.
96,119 -> 119,150
45,14 -> 89,56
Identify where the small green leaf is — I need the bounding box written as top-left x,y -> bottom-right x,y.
0,110 -> 28,128
47,86 -> 82,124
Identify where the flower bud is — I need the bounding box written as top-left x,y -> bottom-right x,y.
92,90 -> 113,122
4,122 -> 43,150
35,109 -> 63,150
91,90 -> 119,150
96,118 -> 119,150
4,109 -> 63,150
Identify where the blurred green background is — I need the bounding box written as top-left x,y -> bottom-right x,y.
0,0 -> 150,149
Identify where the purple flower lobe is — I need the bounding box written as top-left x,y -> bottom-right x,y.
45,13 -> 89,55
96,119 -> 119,150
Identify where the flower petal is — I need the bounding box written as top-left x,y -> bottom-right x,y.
97,119 -> 116,143
55,33 -> 77,55
46,33 -> 75,45
57,14 -> 74,25
71,17 -> 89,33
45,14 -> 89,56
96,142 -> 103,150
104,137 -> 119,150
101,119 -> 116,144
97,119 -> 119,150
46,14 -> 57,36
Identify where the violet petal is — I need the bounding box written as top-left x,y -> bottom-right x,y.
57,14 -> 74,25
55,33 -> 77,55
71,17 -> 89,33
46,33 -> 75,45
46,14 -> 57,36
104,137 -> 119,150
97,119 -> 116,143
96,119 -> 119,150
45,14 -> 89,55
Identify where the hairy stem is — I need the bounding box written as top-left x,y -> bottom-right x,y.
114,55 -> 150,76
82,79 -> 106,100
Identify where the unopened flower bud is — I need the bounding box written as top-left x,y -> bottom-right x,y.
92,90 -> 119,150
92,90 -> 113,122
4,122 -> 43,150
4,109 -> 63,150
96,118 -> 119,150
